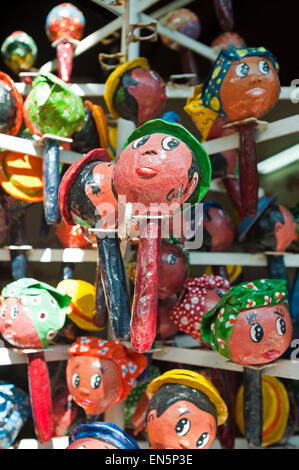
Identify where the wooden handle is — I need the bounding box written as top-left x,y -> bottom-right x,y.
243,367 -> 263,448
43,139 -> 61,225
238,122 -> 259,217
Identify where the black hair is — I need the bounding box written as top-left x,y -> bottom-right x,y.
113,68 -> 139,125
68,161 -> 103,228
145,383 -> 217,424
247,203 -> 285,251
71,107 -> 100,153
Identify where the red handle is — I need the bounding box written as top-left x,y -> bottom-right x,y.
130,219 -> 161,352
27,352 -> 54,444
57,40 -> 73,83
238,122 -> 259,218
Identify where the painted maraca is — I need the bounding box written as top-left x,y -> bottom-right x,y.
112,118 -> 211,352
23,72 -> 85,224
1,31 -> 37,79
46,3 -> 85,83
0,278 -> 71,444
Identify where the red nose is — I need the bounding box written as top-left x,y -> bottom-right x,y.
136,167 -> 158,178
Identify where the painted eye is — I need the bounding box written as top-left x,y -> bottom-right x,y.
72,373 -> 80,388
175,418 -> 191,436
162,136 -> 180,151
37,311 -> 48,322
166,254 -> 176,265
1,304 -> 7,319
276,317 -> 286,336
250,322 -> 264,343
235,62 -> 249,78
258,60 -> 270,75
197,432 -> 210,449
132,135 -> 150,149
10,305 -> 19,319
90,373 -> 101,389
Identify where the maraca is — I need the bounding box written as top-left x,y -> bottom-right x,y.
1,31 -> 37,77
46,2 -> 85,83
66,337 -> 147,419
104,58 -> 166,127
0,278 -> 71,444
58,148 -> 131,340
67,422 -> 139,449
0,71 -> 23,136
23,72 -> 85,224
112,119 -> 211,352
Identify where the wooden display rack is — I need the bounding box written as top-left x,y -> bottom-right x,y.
0,0 -> 299,449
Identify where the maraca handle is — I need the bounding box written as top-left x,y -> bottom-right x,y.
94,261 -> 108,329
9,210 -> 28,280
222,176 -> 244,218
267,255 -> 290,291
43,139 -> 61,225
57,40 -> 73,83
243,367 -> 263,448
130,220 -> 161,353
97,236 -> 131,340
211,369 -> 236,449
238,122 -> 259,218
27,352 -> 54,444
213,0 -> 234,31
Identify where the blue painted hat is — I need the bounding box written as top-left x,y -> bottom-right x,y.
238,195 -> 277,242
68,422 -> 140,449
160,111 -> 181,123
0,381 -> 31,448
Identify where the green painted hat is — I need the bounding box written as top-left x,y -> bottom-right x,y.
122,119 -> 211,204
201,279 -> 288,359
1,278 -> 71,348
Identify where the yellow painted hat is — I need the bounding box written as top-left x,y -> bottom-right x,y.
0,151 -> 43,202
235,375 -> 289,447
104,57 -> 150,118
146,369 -> 228,426
56,279 -> 103,331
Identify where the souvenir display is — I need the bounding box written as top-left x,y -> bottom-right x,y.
112,118 -> 211,352
66,337 -> 148,418
170,274 -> 230,344
58,148 -> 131,340
160,8 -> 201,83
104,58 -> 167,127
23,72 -> 85,224
145,369 -> 228,449
46,3 -> 85,83
0,278 -> 71,443
67,422 -> 139,449
185,47 -> 280,217
239,195 -> 297,282
1,31 -> 37,77
0,72 -> 23,137
0,381 -> 31,449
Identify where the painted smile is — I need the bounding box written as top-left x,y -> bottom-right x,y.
263,349 -> 280,360
77,398 -> 95,407
136,167 -> 158,178
246,87 -> 266,97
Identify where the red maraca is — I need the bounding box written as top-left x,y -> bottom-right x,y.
46,3 -> 85,83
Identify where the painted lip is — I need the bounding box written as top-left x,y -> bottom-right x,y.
77,398 -> 95,407
136,167 -> 158,178
246,87 -> 266,97
263,349 -> 280,360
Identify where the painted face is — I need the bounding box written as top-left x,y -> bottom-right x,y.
126,68 -> 166,126
275,205 -> 298,252
158,242 -> 188,299
67,437 -> 117,449
66,355 -> 121,416
113,133 -> 199,215
0,298 -> 41,349
203,207 -> 235,251
220,56 -> 280,121
146,400 -> 216,449
229,303 -> 292,365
